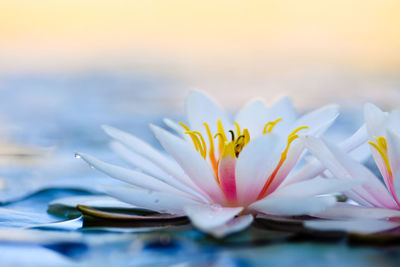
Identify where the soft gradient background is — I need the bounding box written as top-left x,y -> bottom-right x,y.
1,0 -> 400,112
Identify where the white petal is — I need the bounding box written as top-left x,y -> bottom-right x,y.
163,118 -> 191,142
266,96 -> 297,136
364,103 -> 387,139
386,129 -> 400,176
395,171 -> 400,206
305,219 -> 399,234
104,186 -> 201,215
249,195 -> 336,216
151,124 -> 225,203
287,124 -> 368,185
184,90 -> 230,134
77,153 -> 194,199
303,136 -> 397,209
109,142 -> 208,202
235,99 -> 269,138
184,204 -> 243,229
295,105 -> 339,137
314,202 -> 400,220
235,134 -> 284,205
102,125 -> 202,194
206,215 -> 253,238
387,110 -> 400,133
338,124 -> 368,152
110,141 -> 169,179
271,177 -> 363,199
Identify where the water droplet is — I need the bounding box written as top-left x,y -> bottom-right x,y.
89,165 -> 94,169
154,199 -> 160,203
74,153 -> 81,159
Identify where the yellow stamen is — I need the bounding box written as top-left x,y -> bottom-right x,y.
243,128 -> 250,145
179,122 -> 200,151
263,118 -> 283,134
203,122 -> 219,179
257,125 -> 308,200
234,122 -> 241,137
192,131 -> 207,159
216,119 -> 227,153
184,131 -> 201,152
368,136 -> 393,179
178,122 -> 191,131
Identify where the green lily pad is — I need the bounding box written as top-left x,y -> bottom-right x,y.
77,205 -> 190,228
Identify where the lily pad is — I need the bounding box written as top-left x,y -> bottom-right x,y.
48,195 -> 155,219
77,205 -> 190,228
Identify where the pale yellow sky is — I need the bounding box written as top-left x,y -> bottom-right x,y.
1,1 -> 400,108
1,0 -> 400,73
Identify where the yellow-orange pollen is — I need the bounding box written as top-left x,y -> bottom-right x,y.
368,136 -> 393,180
179,119 -> 308,190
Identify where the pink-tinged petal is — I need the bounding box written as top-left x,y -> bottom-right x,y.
248,195 -> 336,216
218,154 -> 237,204
185,90 -> 230,134
184,204 -> 243,230
263,139 -> 305,194
294,105 -> 339,137
109,142 -> 207,202
235,99 -> 268,138
206,215 -> 253,238
235,134 -> 284,205
270,177 -> 363,199
286,124 -> 367,185
304,136 -> 398,209
314,202 -> 400,220
77,153 -> 199,201
151,124 -> 225,204
305,219 -> 399,234
102,125 -> 204,195
104,186 -> 201,215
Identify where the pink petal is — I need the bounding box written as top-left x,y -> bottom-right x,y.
218,154 -> 237,204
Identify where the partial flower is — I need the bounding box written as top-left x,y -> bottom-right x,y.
77,91 -> 352,237
304,103 -> 400,234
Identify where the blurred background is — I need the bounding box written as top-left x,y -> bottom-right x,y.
0,0 -> 399,160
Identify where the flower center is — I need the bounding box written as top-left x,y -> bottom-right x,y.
179,119 -> 308,197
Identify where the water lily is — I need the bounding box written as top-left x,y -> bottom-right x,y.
77,91 -> 357,237
304,103 -> 400,234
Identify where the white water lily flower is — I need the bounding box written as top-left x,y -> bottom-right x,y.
77,91 -> 355,237
304,103 -> 400,234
